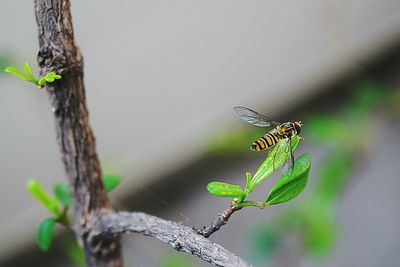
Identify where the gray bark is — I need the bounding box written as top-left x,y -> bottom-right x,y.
91,212 -> 252,267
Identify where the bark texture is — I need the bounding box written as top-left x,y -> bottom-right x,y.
91,212 -> 252,267
197,204 -> 239,238
34,1 -> 122,266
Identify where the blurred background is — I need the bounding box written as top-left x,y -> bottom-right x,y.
1,1 -> 400,266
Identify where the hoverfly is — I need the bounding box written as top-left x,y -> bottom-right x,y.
233,106 -> 303,171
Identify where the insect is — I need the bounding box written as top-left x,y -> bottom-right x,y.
233,106 -> 303,170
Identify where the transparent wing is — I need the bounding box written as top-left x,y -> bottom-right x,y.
280,139 -> 295,173
233,106 -> 278,127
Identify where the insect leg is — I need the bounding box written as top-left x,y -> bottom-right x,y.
272,147 -> 277,172
289,146 -> 295,172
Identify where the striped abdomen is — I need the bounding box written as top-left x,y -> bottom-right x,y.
251,129 -> 281,151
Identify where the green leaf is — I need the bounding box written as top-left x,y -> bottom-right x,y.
4,66 -> 30,81
27,179 -> 61,217
303,211 -> 335,258
248,226 -> 280,264
53,183 -> 72,207
4,63 -> 61,88
37,217 -> 55,251
64,238 -> 86,267
249,136 -> 300,191
37,72 -> 62,87
207,182 -> 245,198
37,76 -> 47,87
265,153 -> 311,205
314,152 -> 353,203
23,62 -> 37,82
245,172 -> 252,192
44,72 -> 61,82
346,81 -> 385,119
102,174 -> 122,192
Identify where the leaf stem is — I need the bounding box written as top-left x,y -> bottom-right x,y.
235,200 -> 266,209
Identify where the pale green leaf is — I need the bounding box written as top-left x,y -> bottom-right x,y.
4,66 -> 30,81
245,172 -> 252,192
27,179 -> 61,216
207,182 -> 244,198
23,62 -> 37,82
249,136 -> 300,191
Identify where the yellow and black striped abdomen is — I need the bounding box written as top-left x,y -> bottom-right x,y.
251,130 -> 281,151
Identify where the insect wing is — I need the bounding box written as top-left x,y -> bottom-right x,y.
280,140 -> 295,174
233,106 -> 278,127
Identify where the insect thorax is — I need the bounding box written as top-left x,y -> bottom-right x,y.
276,122 -> 297,138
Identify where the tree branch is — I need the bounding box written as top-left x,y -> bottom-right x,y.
34,1 -> 122,266
90,212 -> 252,267
33,1 -> 252,266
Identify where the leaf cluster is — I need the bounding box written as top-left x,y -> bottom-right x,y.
4,62 -> 61,88
207,136 -> 311,209
247,81 -> 391,263
27,174 -> 122,251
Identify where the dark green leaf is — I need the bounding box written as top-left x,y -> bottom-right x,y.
102,174 -> 122,192
37,217 -> 55,251
27,179 -> 61,216
207,182 -> 244,198
265,153 -> 311,205
249,136 -> 300,191
53,183 -> 72,207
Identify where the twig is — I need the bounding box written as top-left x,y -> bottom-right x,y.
197,204 -> 240,238
197,201 -> 266,238
90,212 -> 252,267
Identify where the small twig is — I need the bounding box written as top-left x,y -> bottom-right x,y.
90,212 -> 252,267
197,201 -> 266,238
196,204 -> 240,238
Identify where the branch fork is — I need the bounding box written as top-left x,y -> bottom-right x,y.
34,0 -> 252,266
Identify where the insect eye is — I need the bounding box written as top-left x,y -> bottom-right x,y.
294,122 -> 302,133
